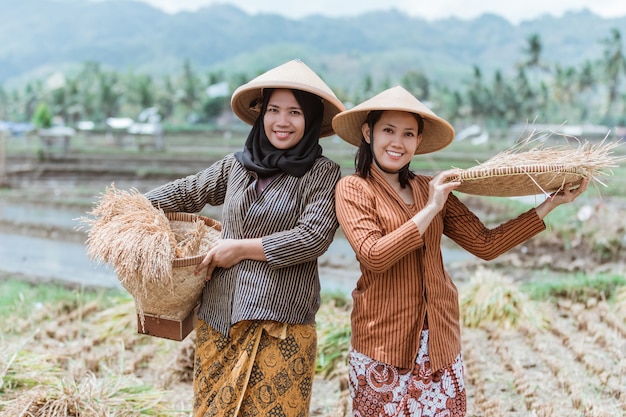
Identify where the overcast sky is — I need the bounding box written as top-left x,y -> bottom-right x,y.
137,0 -> 626,24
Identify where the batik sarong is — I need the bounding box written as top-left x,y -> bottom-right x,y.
349,329 -> 466,416
193,319 -> 317,417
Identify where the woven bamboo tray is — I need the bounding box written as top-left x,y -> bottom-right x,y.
453,164 -> 587,196
450,139 -> 622,197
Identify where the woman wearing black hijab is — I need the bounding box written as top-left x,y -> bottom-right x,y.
145,59 -> 345,417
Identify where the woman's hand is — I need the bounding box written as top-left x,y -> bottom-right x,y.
412,170 -> 461,234
194,239 -> 240,280
194,238 -> 266,280
426,170 -> 462,211
535,176 -> 590,219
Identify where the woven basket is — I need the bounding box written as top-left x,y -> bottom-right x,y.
450,138 -> 625,197
120,212 -> 221,321
454,164 -> 587,197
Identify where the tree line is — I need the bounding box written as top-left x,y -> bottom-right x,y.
0,29 -> 624,133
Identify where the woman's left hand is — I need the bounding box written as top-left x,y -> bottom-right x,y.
549,176 -> 589,204
194,238 -> 266,280
194,239 -> 242,280
535,176 -> 590,219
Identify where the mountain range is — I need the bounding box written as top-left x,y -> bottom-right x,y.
2,0 -> 625,91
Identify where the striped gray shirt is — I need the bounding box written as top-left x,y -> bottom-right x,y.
145,153 -> 341,336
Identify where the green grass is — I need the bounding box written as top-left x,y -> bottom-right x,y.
316,290 -> 352,378
0,277 -> 124,323
521,272 -> 626,303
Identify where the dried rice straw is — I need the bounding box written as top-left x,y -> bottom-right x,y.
78,185 -> 221,327
450,135 -> 624,197
0,372 -> 168,416
80,185 -> 176,286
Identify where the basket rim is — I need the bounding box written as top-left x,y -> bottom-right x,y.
458,164 -> 584,179
165,212 -> 221,266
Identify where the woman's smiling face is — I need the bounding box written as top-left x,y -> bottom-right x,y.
362,110 -> 422,172
263,89 -> 306,149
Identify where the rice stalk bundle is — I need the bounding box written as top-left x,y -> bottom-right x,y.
81,185 -> 176,286
79,185 -> 221,322
460,268 -> 543,329
0,372 -> 168,417
1,344 -> 61,394
452,137 -> 624,197
615,285 -> 626,319
88,299 -> 137,343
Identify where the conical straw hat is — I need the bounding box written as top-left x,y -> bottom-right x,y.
332,85 -> 455,154
231,59 -> 345,137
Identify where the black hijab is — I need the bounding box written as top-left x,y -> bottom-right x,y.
234,88 -> 324,178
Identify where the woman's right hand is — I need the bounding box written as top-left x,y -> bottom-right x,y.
426,170 -> 462,211
412,170 -> 461,234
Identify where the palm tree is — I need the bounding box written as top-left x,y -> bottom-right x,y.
129,73 -> 155,112
551,64 -> 578,122
437,87 -> 463,123
156,75 -> 176,122
522,34 -> 540,67
576,60 -> 596,122
74,62 -> 103,121
178,59 -> 201,122
514,67 -> 538,122
519,33 -> 551,92
600,28 -> 626,125
10,90 -> 22,121
353,74 -> 374,104
23,81 -> 44,122
466,66 -> 490,126
99,71 -> 123,120
0,86 -> 9,120
520,33 -> 550,72
490,70 -> 519,128
401,70 -> 430,101
62,77 -> 84,124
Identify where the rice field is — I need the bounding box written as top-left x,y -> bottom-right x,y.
460,271 -> 626,417
1,129 -> 625,416
1,268 -> 624,416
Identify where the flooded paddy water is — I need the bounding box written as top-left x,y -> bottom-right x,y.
0,201 -> 121,288
0,177 -> 475,295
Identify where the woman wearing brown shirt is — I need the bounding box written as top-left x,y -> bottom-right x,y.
332,86 -> 588,416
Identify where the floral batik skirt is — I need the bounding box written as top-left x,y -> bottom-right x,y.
193,319 -> 317,417
349,329 -> 466,417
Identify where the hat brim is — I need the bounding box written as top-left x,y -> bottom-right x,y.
230,60 -> 345,138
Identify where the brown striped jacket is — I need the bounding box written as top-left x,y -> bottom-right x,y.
145,153 -> 341,336
335,167 -> 546,369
